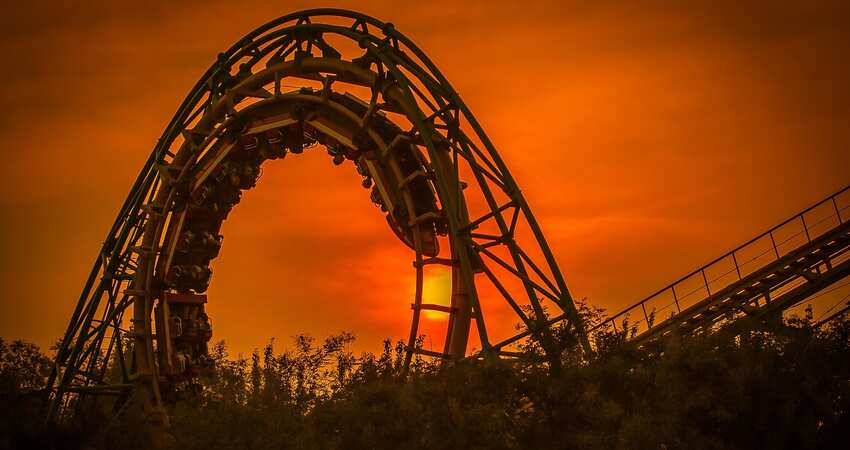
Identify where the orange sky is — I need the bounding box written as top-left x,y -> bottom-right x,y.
1,1 -> 848,356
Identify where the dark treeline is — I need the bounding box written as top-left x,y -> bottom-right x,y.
2,309 -> 850,450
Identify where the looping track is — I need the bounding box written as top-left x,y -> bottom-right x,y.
45,9 -> 589,431
45,10 -> 850,442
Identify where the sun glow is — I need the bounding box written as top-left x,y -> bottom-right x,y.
420,267 -> 453,320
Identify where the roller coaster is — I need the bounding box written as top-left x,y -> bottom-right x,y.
43,9 -> 850,445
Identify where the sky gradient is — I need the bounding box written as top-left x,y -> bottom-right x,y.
1,1 -> 848,356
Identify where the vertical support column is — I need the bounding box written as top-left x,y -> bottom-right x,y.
424,137 -> 485,360
445,246 -> 474,358
459,111 -> 591,355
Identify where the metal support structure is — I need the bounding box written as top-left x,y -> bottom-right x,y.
589,186 -> 850,343
626,220 -> 850,346
45,9 -> 590,442
513,185 -> 850,352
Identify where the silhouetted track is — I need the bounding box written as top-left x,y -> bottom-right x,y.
489,186 -> 850,353
42,8 -> 849,446
44,9 -> 589,443
609,185 -> 850,345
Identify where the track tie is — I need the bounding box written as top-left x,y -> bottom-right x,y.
414,257 -> 457,268
411,303 -> 455,313
142,204 -> 165,217
232,85 -> 273,99
407,346 -> 451,359
409,211 -> 441,226
181,127 -> 212,143
129,246 -> 157,256
385,134 -> 412,154
398,169 -> 432,188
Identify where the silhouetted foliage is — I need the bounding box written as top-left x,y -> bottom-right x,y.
0,339 -> 51,450
3,313 -> 850,450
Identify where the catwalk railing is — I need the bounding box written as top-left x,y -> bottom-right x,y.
488,184 -> 850,353
598,184 -> 850,340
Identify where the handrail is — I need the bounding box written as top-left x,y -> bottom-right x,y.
485,184 -> 850,353
593,184 -> 850,331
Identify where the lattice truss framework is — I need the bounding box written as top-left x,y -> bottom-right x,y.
45,9 -> 590,425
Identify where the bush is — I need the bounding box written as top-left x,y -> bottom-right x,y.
3,316 -> 850,450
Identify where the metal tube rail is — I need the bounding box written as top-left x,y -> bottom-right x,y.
594,185 -> 849,329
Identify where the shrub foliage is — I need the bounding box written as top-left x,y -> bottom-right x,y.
2,312 -> 850,450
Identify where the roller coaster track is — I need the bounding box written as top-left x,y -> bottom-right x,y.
42,8 -> 849,445
599,185 -> 850,345
494,185 -> 850,352
44,9 -> 590,441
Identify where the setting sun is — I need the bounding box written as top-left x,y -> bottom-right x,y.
1,3 -> 849,449
419,267 -> 453,321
